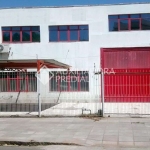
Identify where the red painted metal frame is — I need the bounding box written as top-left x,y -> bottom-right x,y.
0,62 -> 66,69
109,14 -> 149,31
37,60 -> 41,72
2,26 -> 40,43
101,47 -> 150,103
0,60 -> 69,70
49,25 -> 88,42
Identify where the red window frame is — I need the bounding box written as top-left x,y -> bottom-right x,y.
22,27 -> 31,42
0,72 -> 37,92
130,14 -> 141,30
49,25 -> 88,42
109,13 -> 150,31
58,26 -> 68,41
49,71 -> 89,92
2,26 -> 40,43
118,15 -> 130,31
69,26 -> 80,41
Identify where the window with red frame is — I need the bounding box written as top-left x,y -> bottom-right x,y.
109,13 -> 150,31
49,25 -> 89,42
2,26 -> 40,43
49,71 -> 89,92
0,72 -> 37,92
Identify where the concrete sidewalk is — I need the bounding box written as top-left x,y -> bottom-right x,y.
0,117 -> 150,148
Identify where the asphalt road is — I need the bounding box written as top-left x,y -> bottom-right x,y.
0,146 -> 150,150
0,146 -> 42,150
0,146 -> 93,150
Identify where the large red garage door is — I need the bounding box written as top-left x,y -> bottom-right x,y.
101,47 -> 150,103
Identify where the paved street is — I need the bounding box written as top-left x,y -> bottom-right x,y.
0,117 -> 150,149
0,146 -> 150,150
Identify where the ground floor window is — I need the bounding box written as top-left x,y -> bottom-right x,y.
49,71 -> 89,92
0,72 -> 37,92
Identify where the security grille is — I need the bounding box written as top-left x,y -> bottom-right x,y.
49,71 -> 89,92
0,72 -> 37,92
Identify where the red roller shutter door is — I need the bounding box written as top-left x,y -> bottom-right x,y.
101,47 -> 150,102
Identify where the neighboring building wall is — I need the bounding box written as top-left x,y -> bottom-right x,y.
0,3 -> 150,104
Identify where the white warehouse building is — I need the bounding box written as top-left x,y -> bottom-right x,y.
0,2 -> 150,116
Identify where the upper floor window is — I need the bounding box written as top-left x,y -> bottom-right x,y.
49,25 -> 89,42
2,26 -> 40,43
109,13 -> 150,31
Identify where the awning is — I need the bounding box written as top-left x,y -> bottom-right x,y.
0,59 -> 70,70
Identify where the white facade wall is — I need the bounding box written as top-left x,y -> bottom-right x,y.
0,3 -> 150,104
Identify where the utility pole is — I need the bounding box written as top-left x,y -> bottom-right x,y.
37,55 -> 41,118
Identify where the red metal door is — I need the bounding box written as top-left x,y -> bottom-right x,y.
101,47 -> 150,102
